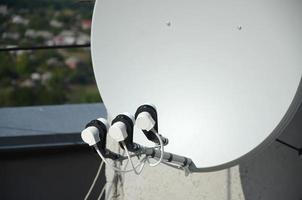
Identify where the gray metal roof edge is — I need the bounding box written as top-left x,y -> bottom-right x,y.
0,103 -> 107,151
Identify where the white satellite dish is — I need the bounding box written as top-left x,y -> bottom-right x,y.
91,0 -> 302,170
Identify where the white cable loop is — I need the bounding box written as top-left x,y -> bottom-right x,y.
147,128 -> 164,167
121,141 -> 147,175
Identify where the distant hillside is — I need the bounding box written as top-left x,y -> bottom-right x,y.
0,0 -> 100,107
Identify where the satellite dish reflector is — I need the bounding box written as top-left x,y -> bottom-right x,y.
91,0 -> 302,170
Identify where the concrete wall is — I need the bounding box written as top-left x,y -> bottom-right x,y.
123,164 -> 244,200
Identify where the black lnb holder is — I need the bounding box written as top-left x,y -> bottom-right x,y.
135,104 -> 169,146
85,119 -> 108,149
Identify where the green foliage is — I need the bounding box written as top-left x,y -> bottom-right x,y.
15,53 -> 31,75
0,53 -> 17,79
0,84 -> 67,107
0,50 -> 101,107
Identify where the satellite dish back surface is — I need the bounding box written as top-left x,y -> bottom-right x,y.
91,0 -> 302,170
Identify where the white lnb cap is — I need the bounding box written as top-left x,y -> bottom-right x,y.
81,118 -> 109,146
81,126 -> 100,146
108,121 -> 128,142
135,111 -> 156,131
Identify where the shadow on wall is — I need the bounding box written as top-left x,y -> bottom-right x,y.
239,104 -> 302,200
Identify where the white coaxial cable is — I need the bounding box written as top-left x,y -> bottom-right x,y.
121,141 -> 148,175
84,161 -> 104,200
94,145 -> 145,173
147,128 -> 164,167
